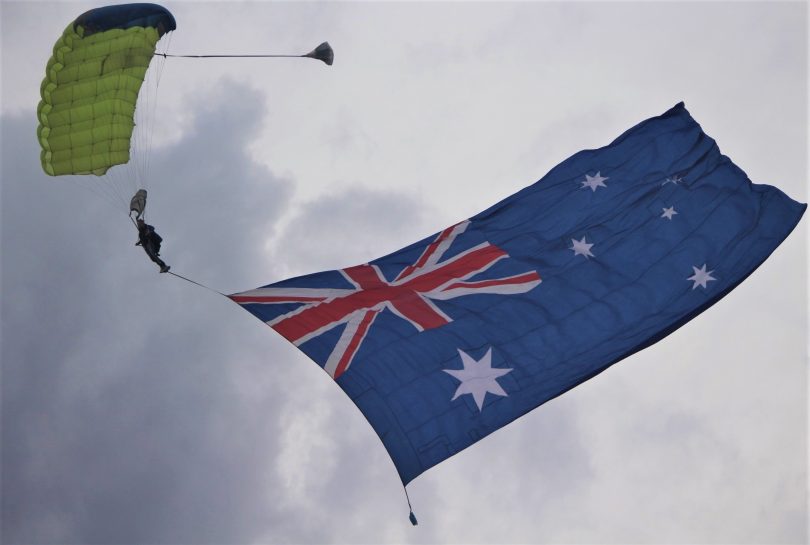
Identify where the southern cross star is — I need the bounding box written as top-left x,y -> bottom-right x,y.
570,236 -> 595,258
581,172 -> 608,192
687,264 -> 717,289
444,348 -> 512,412
661,206 -> 678,220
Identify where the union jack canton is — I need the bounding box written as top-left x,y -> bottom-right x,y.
231,220 -> 541,379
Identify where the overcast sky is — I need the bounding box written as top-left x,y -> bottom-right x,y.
1,1 -> 807,544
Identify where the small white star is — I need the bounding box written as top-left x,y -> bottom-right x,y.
444,348 -> 512,412
662,175 -> 684,186
570,236 -> 595,258
581,172 -> 608,192
687,264 -> 717,289
661,206 -> 678,220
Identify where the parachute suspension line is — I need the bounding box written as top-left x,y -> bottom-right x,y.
127,31 -> 172,221
105,164 -> 129,206
132,73 -> 148,195
95,68 -> 138,214
73,167 -> 129,212
74,177 -> 125,213
129,55 -> 151,200
111,70 -> 140,201
139,62 -> 150,189
142,33 -> 172,195
102,169 -> 129,212
132,57 -> 154,197
110,179 -> 128,209
140,50 -> 164,193
131,73 -> 145,193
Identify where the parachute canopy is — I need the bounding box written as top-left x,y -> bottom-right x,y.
37,3 -> 176,176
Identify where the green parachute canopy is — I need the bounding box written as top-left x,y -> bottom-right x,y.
37,3 -> 176,176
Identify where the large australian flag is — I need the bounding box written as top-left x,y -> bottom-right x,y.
231,103 -> 805,485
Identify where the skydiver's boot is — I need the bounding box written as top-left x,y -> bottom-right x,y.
152,254 -> 169,273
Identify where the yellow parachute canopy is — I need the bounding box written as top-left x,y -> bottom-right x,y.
37,3 -> 176,176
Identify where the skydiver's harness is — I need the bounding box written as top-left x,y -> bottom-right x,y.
130,189 -> 169,272
137,228 -> 162,258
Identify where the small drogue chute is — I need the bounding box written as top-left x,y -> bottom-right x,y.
303,42 -> 334,65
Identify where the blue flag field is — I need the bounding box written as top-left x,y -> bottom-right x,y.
231,103 -> 805,485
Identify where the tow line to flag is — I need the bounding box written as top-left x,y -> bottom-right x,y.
167,271 -> 228,298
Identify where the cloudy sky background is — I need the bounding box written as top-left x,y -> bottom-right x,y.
2,1 -> 807,543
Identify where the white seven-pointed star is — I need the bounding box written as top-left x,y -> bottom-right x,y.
661,206 -> 678,220
687,264 -> 717,289
444,348 -> 512,412
581,172 -> 608,192
662,175 -> 683,186
571,236 -> 595,258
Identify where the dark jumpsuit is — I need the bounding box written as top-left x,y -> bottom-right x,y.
137,223 -> 168,271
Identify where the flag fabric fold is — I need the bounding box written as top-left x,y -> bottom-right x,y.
231,103 -> 805,485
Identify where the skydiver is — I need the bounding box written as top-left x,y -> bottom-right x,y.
135,218 -> 170,273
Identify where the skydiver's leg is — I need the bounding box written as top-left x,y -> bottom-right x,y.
143,242 -> 168,271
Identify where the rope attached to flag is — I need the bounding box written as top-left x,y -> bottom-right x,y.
167,271 -> 228,298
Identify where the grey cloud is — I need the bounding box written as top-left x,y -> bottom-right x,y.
1,81 -> 297,544
271,186 -> 436,278
148,79 -> 294,290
